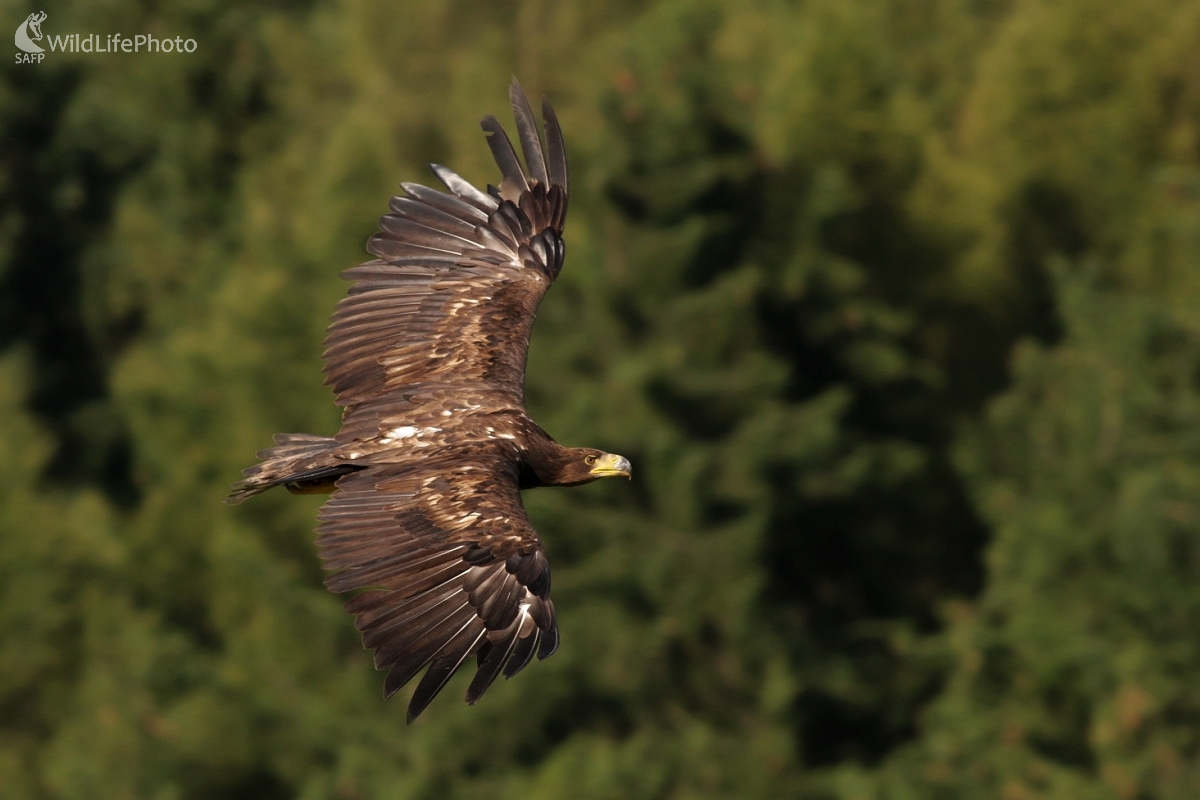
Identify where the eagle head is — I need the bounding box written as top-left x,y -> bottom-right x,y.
553,448 -> 632,486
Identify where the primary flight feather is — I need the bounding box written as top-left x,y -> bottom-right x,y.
228,80 -> 630,722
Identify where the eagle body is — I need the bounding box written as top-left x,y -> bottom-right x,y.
229,81 -> 630,721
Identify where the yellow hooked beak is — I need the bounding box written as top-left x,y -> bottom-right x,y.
589,452 -> 632,479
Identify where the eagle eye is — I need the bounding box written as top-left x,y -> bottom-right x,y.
584,454 -> 596,465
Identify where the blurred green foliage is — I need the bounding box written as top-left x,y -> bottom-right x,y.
2,0 -> 1200,797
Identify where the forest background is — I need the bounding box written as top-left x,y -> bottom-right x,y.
3,0 -> 1200,798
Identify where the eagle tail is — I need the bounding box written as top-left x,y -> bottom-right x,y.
226,433 -> 359,504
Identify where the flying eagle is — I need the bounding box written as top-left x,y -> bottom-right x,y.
228,80 -> 631,721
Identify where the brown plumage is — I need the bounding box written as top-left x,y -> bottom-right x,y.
227,80 -> 630,722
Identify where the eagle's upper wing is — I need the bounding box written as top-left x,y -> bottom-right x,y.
317,446 -> 557,721
322,80 -> 569,414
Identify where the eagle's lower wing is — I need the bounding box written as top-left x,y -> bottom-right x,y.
316,447 -> 557,721
322,81 -> 569,414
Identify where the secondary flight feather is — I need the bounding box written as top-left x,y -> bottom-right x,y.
228,80 -> 630,722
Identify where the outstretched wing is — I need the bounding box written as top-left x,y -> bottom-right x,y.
322,79 -> 570,415
317,447 -> 558,721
